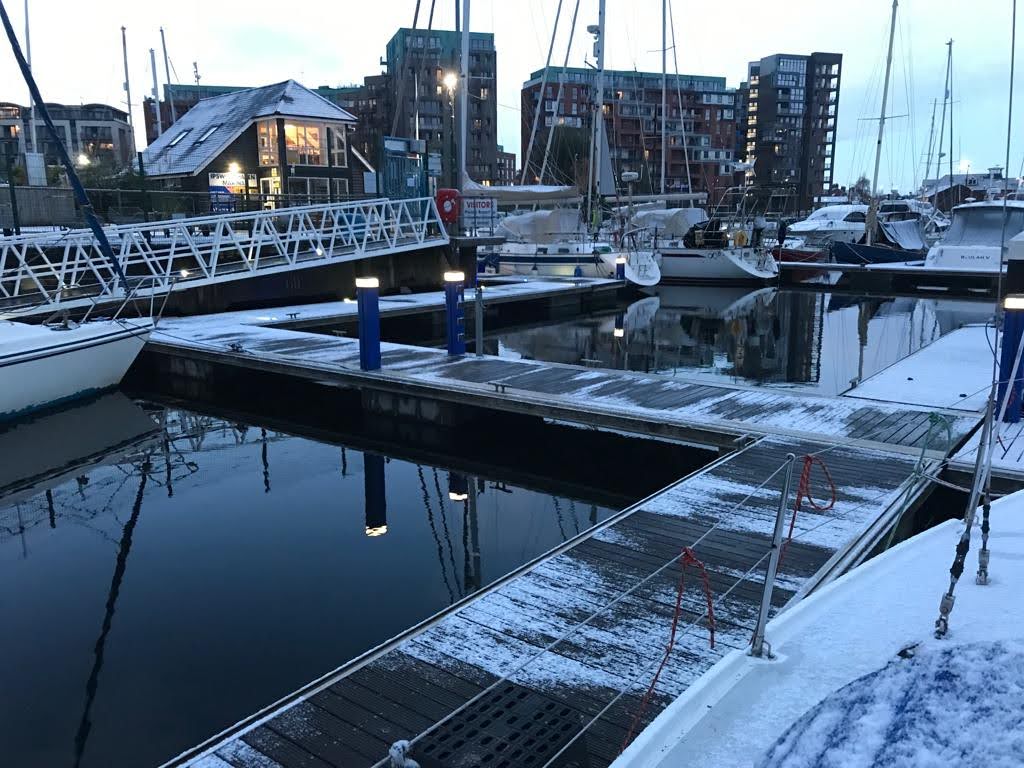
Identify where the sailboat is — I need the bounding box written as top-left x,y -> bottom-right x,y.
0,3 -> 153,420
466,0 -> 659,286
834,0 -> 928,265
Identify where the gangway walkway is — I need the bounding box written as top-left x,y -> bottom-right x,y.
0,197 -> 447,317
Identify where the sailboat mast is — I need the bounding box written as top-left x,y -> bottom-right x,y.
660,0 -> 667,195
160,27 -> 176,123
585,0 -> 606,231
149,48 -> 162,136
933,41 -> 952,206
458,0 -> 470,190
923,97 -> 937,190
867,0 -> 898,246
948,39 -> 955,203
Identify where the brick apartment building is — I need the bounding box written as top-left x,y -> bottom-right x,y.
520,67 -> 738,201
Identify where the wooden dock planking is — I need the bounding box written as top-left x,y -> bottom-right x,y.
174,433 -> 929,768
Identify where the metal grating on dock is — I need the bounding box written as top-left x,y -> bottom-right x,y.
175,435 -> 936,768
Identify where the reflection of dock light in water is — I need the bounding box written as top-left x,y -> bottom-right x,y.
614,313 -> 625,338
363,453 -> 388,537
447,472 -> 469,501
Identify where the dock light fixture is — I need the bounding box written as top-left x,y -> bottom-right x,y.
448,491 -> 469,501
1006,296 -> 1024,310
442,71 -> 458,95
444,270 -> 465,282
356,276 -> 382,370
227,161 -> 241,174
615,255 -> 626,280
76,153 -> 90,167
179,269 -> 190,278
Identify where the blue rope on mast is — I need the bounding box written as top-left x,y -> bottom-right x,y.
0,0 -> 129,292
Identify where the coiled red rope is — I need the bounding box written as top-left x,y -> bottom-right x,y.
779,454 -> 837,567
621,547 -> 715,753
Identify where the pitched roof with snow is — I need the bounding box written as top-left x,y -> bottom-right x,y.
142,80 -> 357,178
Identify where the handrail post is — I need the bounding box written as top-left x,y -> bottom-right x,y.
750,453 -> 796,659
474,283 -> 484,357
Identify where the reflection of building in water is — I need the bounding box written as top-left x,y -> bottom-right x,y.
497,288 -> 826,386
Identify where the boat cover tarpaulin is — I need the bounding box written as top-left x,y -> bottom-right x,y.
630,208 -> 709,236
496,209 -> 583,243
878,219 -> 927,251
460,174 -> 577,202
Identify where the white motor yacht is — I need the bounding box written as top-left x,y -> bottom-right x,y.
923,199 -> 1024,272
786,204 -> 869,252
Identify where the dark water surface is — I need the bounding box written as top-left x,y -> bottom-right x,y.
0,395 -> 628,768
487,287 -> 995,397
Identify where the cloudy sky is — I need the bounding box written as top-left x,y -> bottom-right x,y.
0,0 -> 1019,192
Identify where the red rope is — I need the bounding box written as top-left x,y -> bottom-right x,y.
779,455 -> 836,568
621,547 -> 715,753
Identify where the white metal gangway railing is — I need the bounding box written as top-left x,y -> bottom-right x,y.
0,196 -> 449,317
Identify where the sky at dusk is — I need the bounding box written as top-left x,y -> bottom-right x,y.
0,0 -> 1020,193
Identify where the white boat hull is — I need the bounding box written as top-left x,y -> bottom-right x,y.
0,319 -> 153,420
659,247 -> 778,281
924,244 -> 1003,272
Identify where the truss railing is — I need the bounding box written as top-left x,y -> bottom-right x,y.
0,196 -> 448,316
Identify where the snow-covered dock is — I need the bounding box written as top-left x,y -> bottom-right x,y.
170,435 -> 943,768
146,305 -> 979,453
146,300 -> 991,768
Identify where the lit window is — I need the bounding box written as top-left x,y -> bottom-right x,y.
258,120 -> 278,166
196,125 -> 219,143
168,129 -> 191,147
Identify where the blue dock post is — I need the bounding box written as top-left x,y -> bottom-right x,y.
444,271 -> 466,356
1001,235 -> 1024,422
363,453 -> 387,537
1000,301 -> 1024,423
615,256 -> 626,280
356,277 -> 381,371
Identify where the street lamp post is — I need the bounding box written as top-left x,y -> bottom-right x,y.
443,71 -> 458,189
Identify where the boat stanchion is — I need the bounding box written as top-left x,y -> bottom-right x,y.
444,271 -> 467,356
474,283 -> 484,357
750,453 -> 797,659
356,277 -> 382,371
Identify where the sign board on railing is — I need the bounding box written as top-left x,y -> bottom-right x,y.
462,197 -> 497,229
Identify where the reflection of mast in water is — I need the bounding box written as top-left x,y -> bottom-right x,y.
261,428 -> 271,494
432,468 -> 462,597
73,460 -> 150,768
363,453 -> 387,537
47,489 -> 55,529
417,465 -> 456,602
340,447 -> 348,476
448,473 -> 480,594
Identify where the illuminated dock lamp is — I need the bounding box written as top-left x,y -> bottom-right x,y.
615,256 -> 626,280
999,232 -> 1024,422
356,277 -> 381,371
444,271 -> 466,356
227,161 -> 241,174
442,71 -> 458,96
